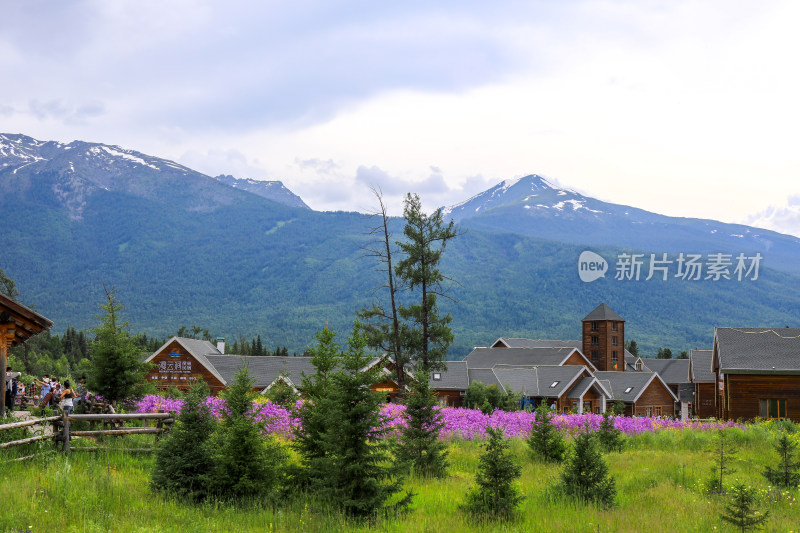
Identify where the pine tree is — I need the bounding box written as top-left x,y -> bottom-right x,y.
706,428 -> 737,493
720,481 -> 769,532
597,411 -> 624,453
527,403 -> 567,463
560,423 -> 616,508
209,365 -> 287,501
292,328 -> 341,486
394,193 -> 459,476
395,369 -> 449,477
462,426 -> 523,520
88,286 -> 150,407
151,380 -> 215,501
763,431 -> 800,488
315,330 -> 411,517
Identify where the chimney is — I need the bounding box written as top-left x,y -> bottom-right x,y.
216,338 -> 225,355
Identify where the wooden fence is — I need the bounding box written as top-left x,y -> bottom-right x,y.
0,411 -> 174,458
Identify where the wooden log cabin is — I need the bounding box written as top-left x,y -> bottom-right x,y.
712,327 -> 800,422
0,293 -> 53,413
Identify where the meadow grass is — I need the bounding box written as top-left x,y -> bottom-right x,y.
1,427 -> 798,532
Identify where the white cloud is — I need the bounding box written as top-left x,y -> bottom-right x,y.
1,1 -> 798,221
745,195 -> 800,238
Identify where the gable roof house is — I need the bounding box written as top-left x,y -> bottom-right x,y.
635,358 -> 692,416
593,371 -> 678,417
712,327 -> 800,421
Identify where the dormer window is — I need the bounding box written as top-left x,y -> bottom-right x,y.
624,386 -> 634,394
635,361 -> 642,371
549,381 -> 560,388
432,372 -> 441,381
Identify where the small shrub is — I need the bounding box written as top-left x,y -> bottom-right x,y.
763,431 -> 800,489
720,481 -> 769,532
560,423 -> 616,508
462,426 -> 523,520
151,380 -> 215,502
527,403 -> 567,463
597,411 -> 624,453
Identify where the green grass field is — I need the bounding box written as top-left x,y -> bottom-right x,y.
1,426 -> 798,532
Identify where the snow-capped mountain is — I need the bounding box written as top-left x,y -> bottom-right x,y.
214,174 -> 309,209
0,133 -> 308,219
444,174 -> 800,274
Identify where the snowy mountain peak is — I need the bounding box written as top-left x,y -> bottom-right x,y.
443,174 -> 592,221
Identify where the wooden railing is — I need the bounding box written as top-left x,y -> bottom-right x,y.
0,411 -> 174,458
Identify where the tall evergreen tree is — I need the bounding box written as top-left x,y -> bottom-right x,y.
315,330 -> 411,517
395,193 -> 459,372
209,365 -> 287,501
527,403 -> 567,463
88,286 -> 150,407
292,328 -> 340,486
394,193 -> 459,477
626,340 -> 639,357
560,423 -> 616,508
763,431 -> 800,488
151,380 -> 215,501
462,426 -> 523,520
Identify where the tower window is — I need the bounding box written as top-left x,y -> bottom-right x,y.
612,336 -> 618,346
591,350 -> 599,362
611,351 -> 618,363
591,321 -> 599,331
591,335 -> 599,346
612,322 -> 618,331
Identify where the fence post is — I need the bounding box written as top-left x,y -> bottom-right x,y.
62,411 -> 70,454
155,409 -> 164,442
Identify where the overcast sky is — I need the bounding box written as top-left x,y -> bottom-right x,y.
2,1 -> 799,234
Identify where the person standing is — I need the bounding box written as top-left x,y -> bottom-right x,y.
34,375 -> 52,407
59,380 -> 75,415
5,366 -> 21,416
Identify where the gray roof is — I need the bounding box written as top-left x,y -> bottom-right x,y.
468,368 -> 502,388
566,376 -> 600,399
637,358 -> 691,385
593,371 -> 678,403
490,365 -> 588,397
429,361 -> 469,390
582,303 -> 624,322
714,327 -> 800,374
464,347 -> 596,370
205,354 -> 316,389
492,338 -> 581,349
689,349 -> 715,382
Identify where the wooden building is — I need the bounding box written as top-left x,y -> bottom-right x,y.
593,371 -> 678,417
712,327 -> 800,422
636,358 -> 691,417
689,349 -> 716,418
0,293 -> 53,413
468,364 -> 610,414
145,336 -> 467,404
582,303 -> 626,372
